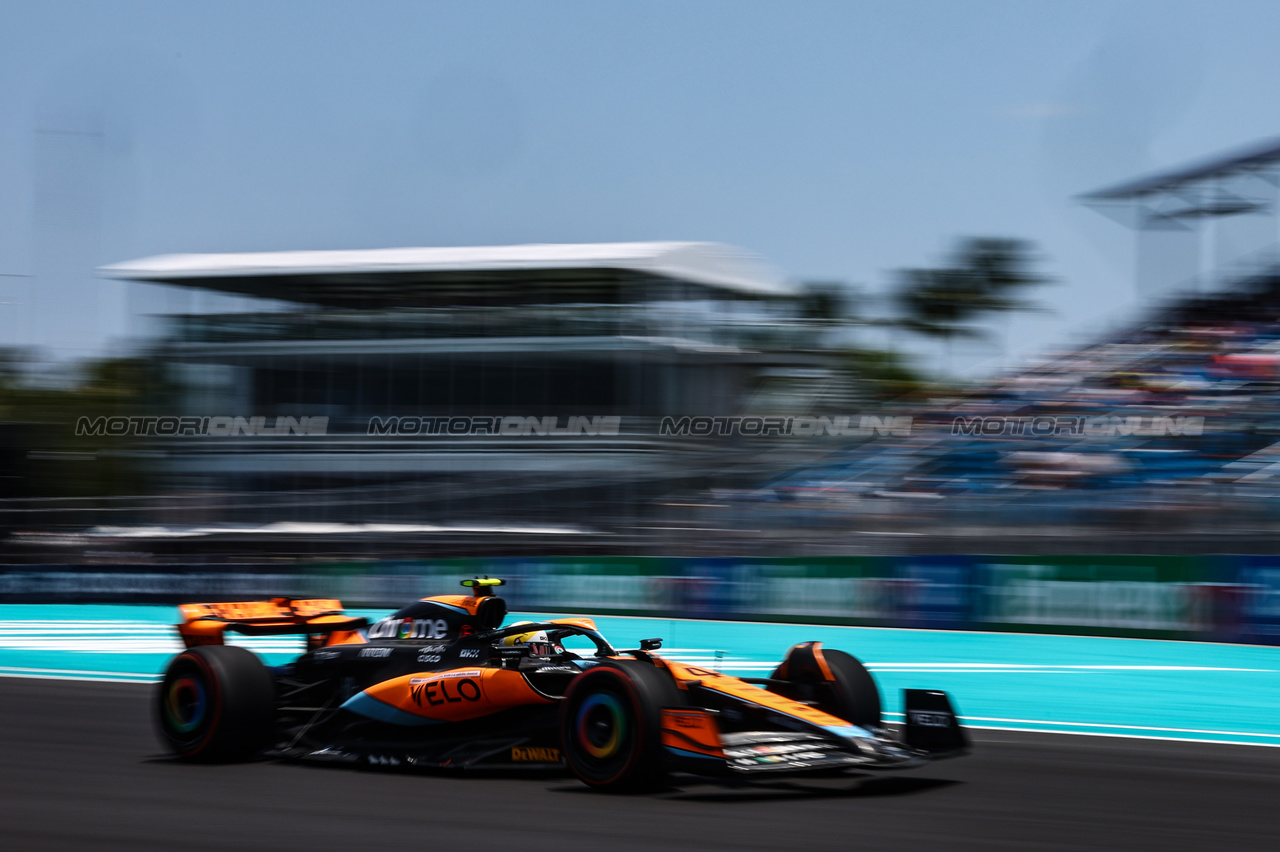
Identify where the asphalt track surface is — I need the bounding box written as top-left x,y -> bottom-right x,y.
2,679 -> 1277,851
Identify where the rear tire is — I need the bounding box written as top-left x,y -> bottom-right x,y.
155,645 -> 276,762
560,660 -> 680,791
769,644 -> 882,728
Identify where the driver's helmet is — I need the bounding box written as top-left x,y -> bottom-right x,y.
501,622 -> 561,657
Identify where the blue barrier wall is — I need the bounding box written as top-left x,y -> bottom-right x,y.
3,554 -> 1279,644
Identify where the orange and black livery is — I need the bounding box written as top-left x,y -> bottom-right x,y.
156,577 -> 968,790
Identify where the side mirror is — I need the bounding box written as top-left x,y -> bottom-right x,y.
639,638 -> 663,651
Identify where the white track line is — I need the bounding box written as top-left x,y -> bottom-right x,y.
882,711 -> 1280,743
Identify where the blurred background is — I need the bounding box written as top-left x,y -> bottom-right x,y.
4,1 -> 1280,640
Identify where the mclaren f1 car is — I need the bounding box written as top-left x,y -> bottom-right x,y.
156,578 -> 969,790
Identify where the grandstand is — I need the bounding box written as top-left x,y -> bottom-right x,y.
98,242 -> 831,542
739,142 -> 1280,540
76,145 -> 1280,557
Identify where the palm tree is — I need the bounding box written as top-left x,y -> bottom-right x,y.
798,280 -> 854,327
892,237 -> 1051,365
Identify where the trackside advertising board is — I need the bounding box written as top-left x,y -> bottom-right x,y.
2,555 -> 1279,644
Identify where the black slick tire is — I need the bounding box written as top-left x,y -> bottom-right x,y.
769,644 -> 882,728
559,660 -> 680,792
155,644 -> 276,762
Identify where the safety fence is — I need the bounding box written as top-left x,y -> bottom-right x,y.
3,554 -> 1279,645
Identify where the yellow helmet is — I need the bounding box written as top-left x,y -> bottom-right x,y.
501,622 -> 560,656
501,622 -> 537,647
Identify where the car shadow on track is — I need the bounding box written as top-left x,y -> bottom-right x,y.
547,775 -> 961,803
144,753 -> 573,782
658,776 -> 961,803
142,753 -> 960,803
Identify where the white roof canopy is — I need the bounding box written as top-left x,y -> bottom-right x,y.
100,241 -> 797,302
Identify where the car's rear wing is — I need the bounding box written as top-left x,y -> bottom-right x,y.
176,598 -> 368,648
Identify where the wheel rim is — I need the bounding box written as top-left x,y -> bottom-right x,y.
164,675 -> 208,733
159,654 -> 219,753
576,693 -> 627,759
565,676 -> 646,784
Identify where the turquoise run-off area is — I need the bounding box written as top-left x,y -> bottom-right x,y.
2,605 -> 1278,747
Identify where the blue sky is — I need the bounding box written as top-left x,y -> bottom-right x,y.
1,1 -> 1278,371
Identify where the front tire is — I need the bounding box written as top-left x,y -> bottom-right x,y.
155,645 -> 276,762
769,643 -> 882,728
559,661 -> 680,791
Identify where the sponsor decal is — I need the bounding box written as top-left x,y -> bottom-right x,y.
412,678 -> 472,703
409,673 -> 483,707
360,647 -> 393,658
670,712 -> 708,729
459,649 -> 481,659
199,601 -> 282,620
368,618 -> 449,641
511,746 -> 561,762
908,711 -> 951,728
417,643 -> 448,664
414,670 -> 483,679
419,644 -> 450,665
313,649 -> 341,660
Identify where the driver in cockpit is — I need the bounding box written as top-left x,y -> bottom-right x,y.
501,622 -> 565,658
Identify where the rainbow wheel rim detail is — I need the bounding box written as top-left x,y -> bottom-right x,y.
164,675 -> 208,733
576,693 -> 627,759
